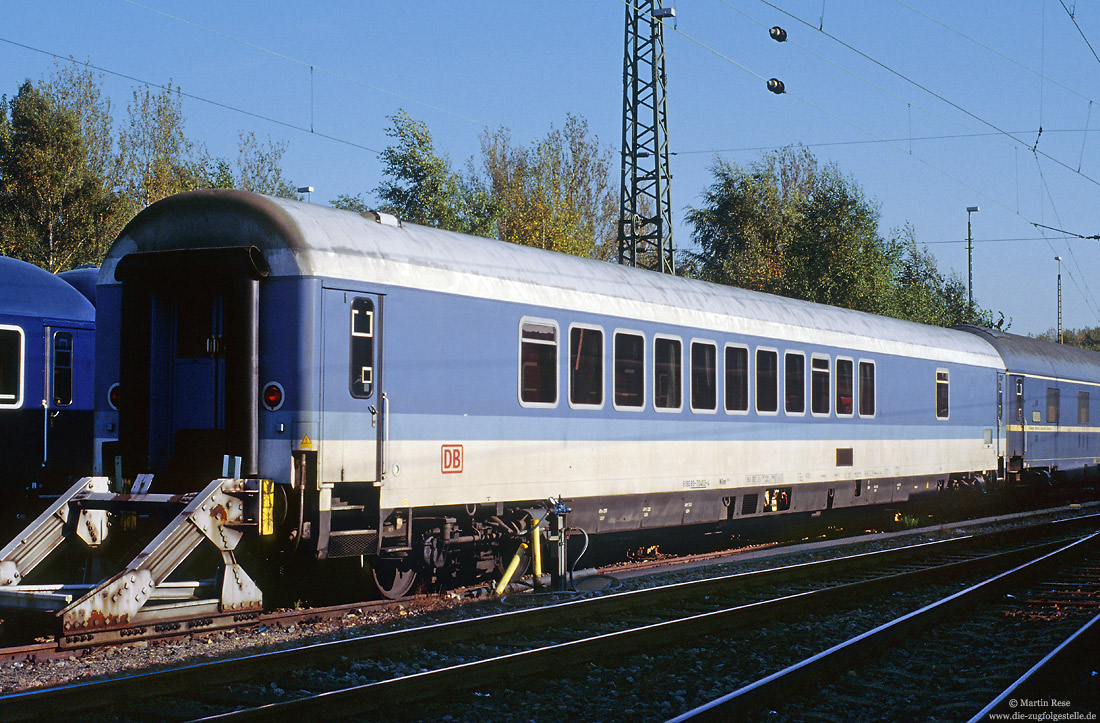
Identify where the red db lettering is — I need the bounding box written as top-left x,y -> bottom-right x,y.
441,445 -> 463,474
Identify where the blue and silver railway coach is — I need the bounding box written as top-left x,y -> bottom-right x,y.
0,256 -> 95,528
94,190 -> 1007,595
959,325 -> 1100,487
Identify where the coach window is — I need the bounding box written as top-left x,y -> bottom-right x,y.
569,325 -> 603,408
936,370 -> 949,419
1046,388 -> 1060,424
614,331 -> 645,409
725,344 -> 749,413
1079,391 -> 1090,425
784,352 -> 805,415
350,298 -> 375,398
858,360 -> 876,417
519,319 -> 558,406
756,348 -> 778,414
690,341 -> 717,412
654,336 -> 682,411
835,358 -> 854,417
52,331 -> 74,407
0,326 -> 23,408
811,355 -> 830,416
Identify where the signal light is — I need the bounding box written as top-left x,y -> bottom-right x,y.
262,382 -> 284,411
108,383 -> 119,410
770,26 -> 787,42
767,78 -> 786,94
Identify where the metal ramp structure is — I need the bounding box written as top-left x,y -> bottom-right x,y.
0,475 -> 272,646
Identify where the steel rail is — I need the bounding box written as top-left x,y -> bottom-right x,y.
0,516 -> 1093,721
669,531 -> 1100,722
180,533 -> 1093,720
966,611 -> 1100,723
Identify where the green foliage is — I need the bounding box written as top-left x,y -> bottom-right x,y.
0,81 -> 115,271
476,114 -> 616,258
117,83 -> 208,214
1034,326 -> 1100,351
231,131 -> 298,198
372,110 -> 494,237
686,146 -> 1004,328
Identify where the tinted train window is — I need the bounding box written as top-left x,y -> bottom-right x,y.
756,349 -> 778,413
1046,388 -> 1060,424
569,326 -> 603,407
520,320 -> 557,405
936,370 -> 949,419
725,345 -> 749,412
784,352 -> 805,414
836,358 -> 853,416
0,327 -> 22,407
1079,391 -> 1090,425
858,361 -> 875,417
654,337 -> 682,410
614,332 -> 644,408
53,331 -> 73,407
691,342 -> 717,411
811,356 -> 830,416
350,298 -> 375,398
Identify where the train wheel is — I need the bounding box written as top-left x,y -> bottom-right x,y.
370,558 -> 418,599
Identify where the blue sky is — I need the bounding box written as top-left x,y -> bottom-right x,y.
4,1 -> 1100,336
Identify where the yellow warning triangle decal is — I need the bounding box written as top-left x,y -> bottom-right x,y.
301,435 -> 313,449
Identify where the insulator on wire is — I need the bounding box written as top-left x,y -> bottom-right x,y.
767,78 -> 786,94
770,26 -> 787,42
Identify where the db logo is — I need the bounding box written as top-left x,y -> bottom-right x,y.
441,444 -> 464,474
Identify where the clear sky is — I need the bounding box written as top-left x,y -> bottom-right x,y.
4,1 -> 1100,336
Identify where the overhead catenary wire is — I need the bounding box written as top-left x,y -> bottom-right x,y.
0,36 -> 381,154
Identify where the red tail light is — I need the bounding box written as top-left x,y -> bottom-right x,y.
262,382 -> 284,411
108,383 -> 119,410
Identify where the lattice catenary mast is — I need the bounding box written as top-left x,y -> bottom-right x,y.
618,2 -> 675,274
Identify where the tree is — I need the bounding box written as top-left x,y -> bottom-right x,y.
0,81 -> 113,271
232,131 -> 298,198
371,110 -> 494,236
686,146 -> 1003,327
477,114 -> 616,258
117,83 -> 207,214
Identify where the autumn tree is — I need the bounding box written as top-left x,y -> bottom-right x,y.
476,114 -> 616,258
0,81 -> 114,271
686,146 -> 1002,327
116,83 -> 208,214
358,110 -> 494,236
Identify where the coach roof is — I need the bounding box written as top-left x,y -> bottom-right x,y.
105,190 -> 1003,366
0,256 -> 94,323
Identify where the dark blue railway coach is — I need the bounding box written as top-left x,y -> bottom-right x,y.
0,256 -> 95,527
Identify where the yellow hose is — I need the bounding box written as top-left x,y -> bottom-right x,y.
530,517 -> 542,579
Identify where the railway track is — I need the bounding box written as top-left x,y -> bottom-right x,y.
0,514 -> 1094,721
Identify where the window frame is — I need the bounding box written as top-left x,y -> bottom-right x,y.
517,316 -> 560,409
723,343 -> 750,415
0,325 -> 25,409
652,333 -> 684,413
612,329 -> 646,412
857,359 -> 876,418
935,369 -> 950,420
52,330 -> 74,408
567,323 -> 604,410
755,346 -> 779,416
835,356 -> 854,418
689,338 -> 718,414
1079,390 -> 1090,426
784,350 -> 806,417
349,297 -> 376,399
1046,387 -> 1060,425
810,353 -> 831,418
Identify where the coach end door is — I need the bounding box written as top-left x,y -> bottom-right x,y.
320,288 -> 383,486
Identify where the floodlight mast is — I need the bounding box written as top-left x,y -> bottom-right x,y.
618,2 -> 675,274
